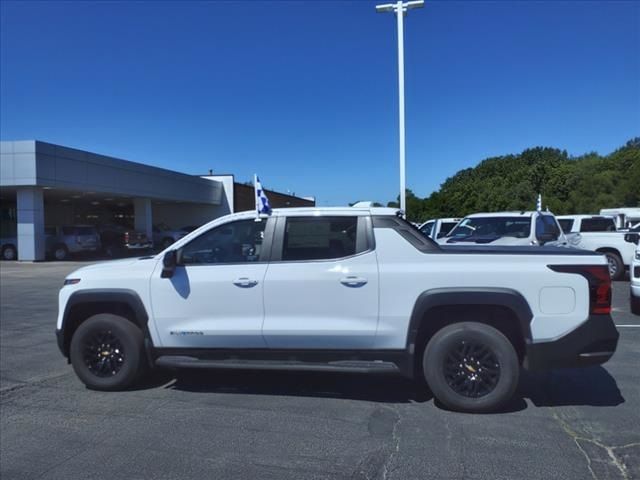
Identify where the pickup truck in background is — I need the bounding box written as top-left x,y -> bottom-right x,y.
55,207 -> 618,413
419,217 -> 461,240
557,215 -> 636,280
439,211 -> 571,248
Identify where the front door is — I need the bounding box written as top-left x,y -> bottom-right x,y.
262,215 -> 379,349
150,218 -> 272,348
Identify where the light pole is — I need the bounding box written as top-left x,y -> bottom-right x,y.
376,0 -> 423,215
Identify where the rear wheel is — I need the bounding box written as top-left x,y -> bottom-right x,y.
423,322 -> 519,413
603,252 -> 624,280
69,314 -> 145,391
53,244 -> 69,261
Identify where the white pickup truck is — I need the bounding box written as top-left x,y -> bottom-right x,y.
557,215 -> 636,280
56,207 -> 618,412
439,211 -> 571,248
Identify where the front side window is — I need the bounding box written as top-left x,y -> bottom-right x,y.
180,219 -> 266,265
282,216 -> 358,261
440,222 -> 458,236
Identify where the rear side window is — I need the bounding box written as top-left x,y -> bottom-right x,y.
282,217 -> 358,261
558,219 -> 574,233
580,218 -> 616,232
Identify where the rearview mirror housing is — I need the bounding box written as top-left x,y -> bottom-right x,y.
161,250 -> 178,278
624,233 -> 639,245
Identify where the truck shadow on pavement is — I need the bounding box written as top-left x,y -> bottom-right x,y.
138,364 -> 624,412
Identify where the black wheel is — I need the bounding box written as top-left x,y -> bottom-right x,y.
603,252 -> 624,280
53,244 -> 69,261
161,237 -> 174,250
423,322 -> 519,413
69,314 -> 145,391
2,244 -> 17,261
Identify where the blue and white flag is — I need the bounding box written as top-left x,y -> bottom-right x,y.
536,194 -> 542,212
254,175 -> 272,216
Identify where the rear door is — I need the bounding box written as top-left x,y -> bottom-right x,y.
262,214 -> 379,349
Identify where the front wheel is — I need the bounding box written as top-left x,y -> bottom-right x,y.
53,244 -> 69,261
604,252 -> 624,281
2,244 -> 17,261
69,314 -> 145,391
423,322 -> 519,413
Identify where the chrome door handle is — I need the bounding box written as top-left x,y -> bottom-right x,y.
340,276 -> 368,287
233,277 -> 258,288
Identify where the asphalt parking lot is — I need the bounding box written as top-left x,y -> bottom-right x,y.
1,261 -> 638,480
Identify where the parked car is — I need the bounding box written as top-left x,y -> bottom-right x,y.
153,223 -> 188,250
440,211 -> 570,247
599,207 -> 640,231
0,236 -> 17,261
419,218 -> 461,240
55,206 -> 618,413
98,224 -> 153,258
557,214 -> 636,280
45,225 -> 101,261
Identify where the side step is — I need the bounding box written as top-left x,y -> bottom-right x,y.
155,355 -> 401,374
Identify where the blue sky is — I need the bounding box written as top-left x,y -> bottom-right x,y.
1,1 -> 638,205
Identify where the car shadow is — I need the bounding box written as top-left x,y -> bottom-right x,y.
519,366 -> 625,408
160,369 -> 433,404
135,363 -> 624,412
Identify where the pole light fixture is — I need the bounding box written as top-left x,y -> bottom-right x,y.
376,0 -> 424,216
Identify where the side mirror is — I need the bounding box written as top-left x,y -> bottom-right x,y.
625,233 -> 639,245
161,250 -> 178,278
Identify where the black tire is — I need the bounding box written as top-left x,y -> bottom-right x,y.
53,244 -> 69,261
2,244 -> 17,261
423,322 -> 519,413
603,252 -> 624,281
631,294 -> 640,316
69,314 -> 145,391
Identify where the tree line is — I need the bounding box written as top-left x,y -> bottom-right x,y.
385,138 -> 640,223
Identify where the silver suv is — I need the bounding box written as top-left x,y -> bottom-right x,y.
46,225 -> 101,260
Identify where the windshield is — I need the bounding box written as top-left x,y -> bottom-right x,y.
448,216 -> 531,240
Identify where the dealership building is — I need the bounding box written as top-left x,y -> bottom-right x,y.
0,140 -> 314,261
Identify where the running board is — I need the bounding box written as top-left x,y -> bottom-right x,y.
154,355 -> 401,374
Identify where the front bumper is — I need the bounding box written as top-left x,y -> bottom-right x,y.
525,314 -> 619,371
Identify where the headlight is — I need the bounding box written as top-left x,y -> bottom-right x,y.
635,251 -> 640,261
63,278 -> 81,286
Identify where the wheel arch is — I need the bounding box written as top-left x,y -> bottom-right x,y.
407,288 -> 533,377
59,289 -> 150,358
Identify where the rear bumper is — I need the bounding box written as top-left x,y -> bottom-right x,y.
525,314 -> 619,371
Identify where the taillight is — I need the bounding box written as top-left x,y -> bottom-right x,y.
548,265 -> 612,315
124,232 -> 130,243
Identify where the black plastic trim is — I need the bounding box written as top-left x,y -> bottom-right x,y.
406,288 -> 534,350
58,288 -> 151,358
372,215 -> 441,252
525,314 -> 619,370
152,348 -> 412,377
